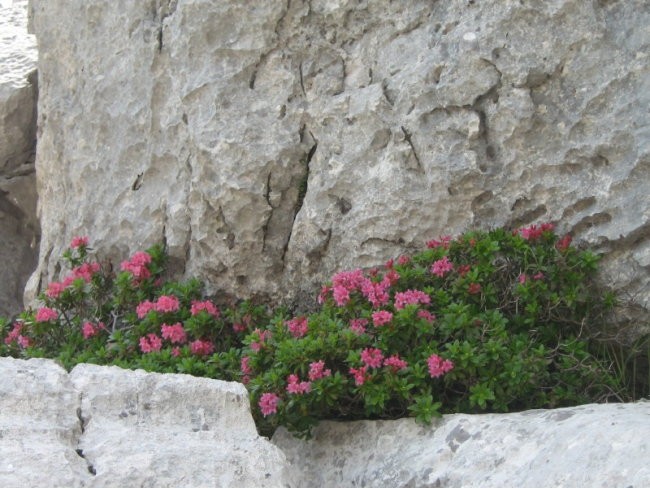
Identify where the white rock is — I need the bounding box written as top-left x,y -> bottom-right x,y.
26,0 -> 650,315
0,358 -> 91,488
273,402 -> 650,488
69,363 -> 294,487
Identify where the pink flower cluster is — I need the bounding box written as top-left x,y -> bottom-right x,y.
136,295 -> 180,318
349,365 -> 369,386
427,354 -> 454,378
120,251 -> 152,281
82,321 -> 105,339
394,289 -> 431,310
190,300 -> 220,318
46,262 -> 102,299
329,268 -> 399,309
70,236 -> 89,249
35,307 -> 58,323
4,322 -> 31,348
383,354 -> 408,372
286,317 -> 308,338
361,347 -> 384,368
426,235 -> 452,249
190,339 -> 214,356
308,360 -> 332,381
241,356 -> 253,383
431,256 -> 454,278
259,392 -> 280,416
417,310 -> 436,323
233,314 -> 252,333
139,333 -> 162,353
286,374 -> 311,394
349,318 -> 368,335
556,234 -> 572,251
371,310 -> 393,327
397,255 -> 411,266
161,323 -> 187,344
519,222 -> 555,241
467,283 -> 482,295
518,272 -> 545,285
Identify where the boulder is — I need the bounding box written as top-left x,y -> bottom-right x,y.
0,358 -> 91,488
69,363 -> 294,487
273,402 -> 650,488
27,0 -> 650,313
0,0 -> 38,317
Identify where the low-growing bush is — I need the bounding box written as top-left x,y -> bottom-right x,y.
1,224 -> 646,439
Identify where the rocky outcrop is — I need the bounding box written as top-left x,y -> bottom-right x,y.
0,358 -> 293,487
28,0 -> 650,311
0,0 -> 38,317
1,358 -> 648,487
274,402 -> 650,488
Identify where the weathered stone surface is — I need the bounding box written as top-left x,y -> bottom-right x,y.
0,358 -> 91,488
0,0 -> 38,318
273,402 -> 650,488
28,0 -> 650,311
69,363 -> 294,487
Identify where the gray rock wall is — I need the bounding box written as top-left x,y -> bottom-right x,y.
27,0 -> 649,309
1,358 -> 648,488
0,0 -> 38,317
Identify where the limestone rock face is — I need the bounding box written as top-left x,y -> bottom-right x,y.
0,0 -> 38,317
69,363 -> 294,488
29,0 -> 650,309
0,358 -> 91,488
273,402 -> 650,488
0,358 -> 294,488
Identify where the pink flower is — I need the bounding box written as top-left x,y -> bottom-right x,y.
457,264 -> 471,277
259,392 -> 280,416
241,356 -> 253,375
317,285 -> 331,304
426,235 -> 452,249
71,262 -> 100,283
520,223 -> 553,241
427,354 -> 454,378
82,321 -> 98,339
332,269 -> 366,290
286,317 -> 308,338
518,274 -> 527,284
349,366 -> 368,386
533,272 -> 545,281
17,335 -> 32,348
190,339 -> 214,356
468,283 -> 482,295
136,300 -> 156,319
308,360 -> 332,381
384,269 -> 400,285
4,323 -> 23,345
556,234 -> 572,252
161,323 -> 187,344
190,300 -> 220,318
361,348 -> 384,368
233,323 -> 246,333
384,355 -> 408,372
349,318 -> 368,335
45,281 -> 66,299
171,347 -> 181,357
431,256 -> 454,278
394,289 -> 431,310
361,278 -> 391,308
120,251 -> 152,281
286,374 -> 312,395
155,295 -> 180,313
35,307 -> 58,323
371,310 -> 393,327
385,258 -> 394,269
417,310 -> 436,323
70,236 -> 89,249
397,255 -> 411,266
332,285 -> 351,306
139,333 -> 162,353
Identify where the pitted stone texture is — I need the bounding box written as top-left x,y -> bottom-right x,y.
69,364 -> 294,487
0,0 -> 38,317
29,0 -> 650,310
0,358 -> 90,488
273,402 -> 650,488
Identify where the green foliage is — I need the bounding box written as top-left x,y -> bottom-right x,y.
1,224 -> 646,440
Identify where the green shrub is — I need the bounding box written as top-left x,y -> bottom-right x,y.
0,224 -> 645,439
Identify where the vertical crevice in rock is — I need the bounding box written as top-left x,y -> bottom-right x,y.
75,403 -> 96,476
401,126 -> 423,171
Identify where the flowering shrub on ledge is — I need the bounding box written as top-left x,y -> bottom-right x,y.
0,224 -> 637,438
